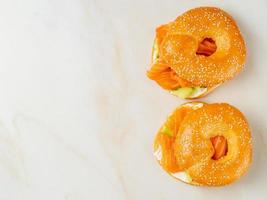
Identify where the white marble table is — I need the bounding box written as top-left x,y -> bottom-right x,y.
0,0 -> 266,199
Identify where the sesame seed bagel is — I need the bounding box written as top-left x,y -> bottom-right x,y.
147,7 -> 246,98
161,7 -> 246,87
153,102 -> 252,186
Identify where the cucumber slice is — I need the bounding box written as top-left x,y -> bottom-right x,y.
188,87 -> 208,98
171,87 -> 207,99
161,125 -> 173,136
170,87 -> 194,99
152,39 -> 159,61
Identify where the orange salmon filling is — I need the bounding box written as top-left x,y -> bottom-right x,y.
211,136 -> 228,160
147,62 -> 191,90
154,106 -> 193,173
196,38 -> 217,56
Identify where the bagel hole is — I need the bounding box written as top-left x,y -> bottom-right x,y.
196,38 -> 217,56
211,136 -> 228,160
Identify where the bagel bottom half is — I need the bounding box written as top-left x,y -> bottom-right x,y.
153,102 -> 252,186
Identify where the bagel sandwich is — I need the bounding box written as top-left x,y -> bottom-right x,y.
147,7 -> 246,99
153,102 -> 252,186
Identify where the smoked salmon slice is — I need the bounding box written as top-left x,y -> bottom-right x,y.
211,136 -> 228,160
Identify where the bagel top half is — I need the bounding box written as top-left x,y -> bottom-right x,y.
147,7 -> 246,99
